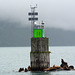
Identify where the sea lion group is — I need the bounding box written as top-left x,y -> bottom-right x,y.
18,59 -> 74,72
18,66 -> 31,72
44,59 -> 74,71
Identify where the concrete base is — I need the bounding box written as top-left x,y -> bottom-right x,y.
30,52 -> 50,71
30,37 -> 50,71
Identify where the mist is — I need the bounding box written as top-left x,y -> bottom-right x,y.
0,0 -> 75,30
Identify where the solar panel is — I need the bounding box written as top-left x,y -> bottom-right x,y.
29,18 -> 38,21
28,12 -> 38,15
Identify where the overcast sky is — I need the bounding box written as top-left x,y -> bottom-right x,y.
0,0 -> 75,30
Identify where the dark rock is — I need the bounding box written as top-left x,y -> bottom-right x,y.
63,67 -> 70,70
69,65 -> 74,69
25,68 -> 28,72
56,68 -> 64,71
18,68 -> 24,72
27,66 -> 31,71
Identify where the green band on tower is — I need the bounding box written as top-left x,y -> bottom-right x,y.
34,29 -> 45,38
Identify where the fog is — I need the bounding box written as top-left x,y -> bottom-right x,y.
0,0 -> 75,30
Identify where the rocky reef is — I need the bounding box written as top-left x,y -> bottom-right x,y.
18,59 -> 75,72
18,66 -> 31,72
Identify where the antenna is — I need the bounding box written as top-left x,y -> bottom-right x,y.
30,4 -> 37,9
28,5 -> 38,37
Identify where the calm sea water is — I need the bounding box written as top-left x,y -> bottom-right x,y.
0,46 -> 75,75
